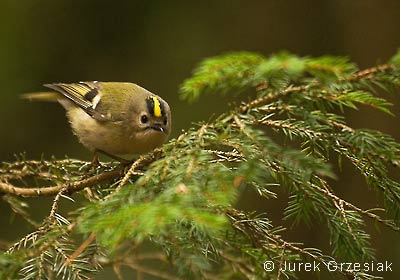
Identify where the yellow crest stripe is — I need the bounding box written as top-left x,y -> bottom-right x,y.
150,96 -> 162,117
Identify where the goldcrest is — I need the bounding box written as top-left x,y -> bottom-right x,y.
22,82 -> 171,159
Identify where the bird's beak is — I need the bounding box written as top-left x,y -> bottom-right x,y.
150,124 -> 165,133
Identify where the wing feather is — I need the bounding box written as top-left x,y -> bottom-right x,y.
44,82 -> 100,116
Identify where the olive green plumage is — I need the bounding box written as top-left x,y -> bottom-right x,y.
22,82 -> 171,157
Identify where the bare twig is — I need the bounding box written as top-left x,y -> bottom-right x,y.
185,124 -> 208,179
240,85 -> 305,113
343,64 -> 394,82
124,262 -> 180,280
64,232 -> 97,266
239,64 -> 395,113
312,180 -> 400,231
0,167 -> 124,197
276,242 -> 287,280
114,156 -> 147,193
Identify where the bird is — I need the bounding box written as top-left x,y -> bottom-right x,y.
22,81 -> 171,163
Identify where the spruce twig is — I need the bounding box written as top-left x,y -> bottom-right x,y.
2,50 -> 400,279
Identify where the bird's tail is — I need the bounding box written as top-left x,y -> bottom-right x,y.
20,92 -> 60,102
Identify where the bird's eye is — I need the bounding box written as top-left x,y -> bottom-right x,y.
163,117 -> 168,125
140,114 -> 148,124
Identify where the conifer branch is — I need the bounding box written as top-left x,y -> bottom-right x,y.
0,166 -> 124,197
2,50 -> 400,279
311,179 -> 400,231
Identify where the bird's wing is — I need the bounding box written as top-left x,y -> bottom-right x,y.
44,82 -> 109,121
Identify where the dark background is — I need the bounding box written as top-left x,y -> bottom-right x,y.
1,0 -> 400,279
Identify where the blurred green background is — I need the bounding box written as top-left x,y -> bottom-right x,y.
1,0 -> 400,279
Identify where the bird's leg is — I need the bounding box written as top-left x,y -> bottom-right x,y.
91,150 -> 101,166
82,150 -> 103,173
